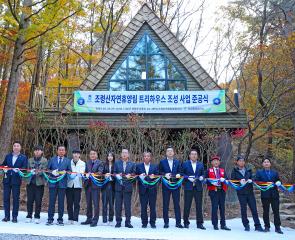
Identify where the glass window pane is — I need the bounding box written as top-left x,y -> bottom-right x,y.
131,36 -> 146,55
168,81 -> 186,91
148,55 -> 165,79
111,60 -> 127,80
129,81 -> 145,91
109,81 -> 126,91
149,80 -> 166,91
167,61 -> 182,79
147,35 -> 161,54
129,55 -> 146,79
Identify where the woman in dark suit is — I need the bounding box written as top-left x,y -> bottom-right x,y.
102,152 -> 115,224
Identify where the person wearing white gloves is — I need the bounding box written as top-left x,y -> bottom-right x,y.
181,149 -> 205,230
205,155 -> 231,231
255,157 -> 283,234
230,155 -> 263,232
135,151 -> 159,228
159,146 -> 183,229
1,141 -> 28,223
46,145 -> 71,226
113,148 -> 136,228
25,145 -> 47,224
81,149 -> 104,227
66,149 -> 85,225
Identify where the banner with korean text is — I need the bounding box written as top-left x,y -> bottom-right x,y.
73,90 -> 226,113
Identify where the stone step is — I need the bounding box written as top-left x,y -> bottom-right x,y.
280,214 -> 295,221
280,209 -> 295,215
280,203 -> 295,210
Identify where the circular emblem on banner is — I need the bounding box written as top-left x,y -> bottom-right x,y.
213,98 -> 221,105
77,97 -> 85,105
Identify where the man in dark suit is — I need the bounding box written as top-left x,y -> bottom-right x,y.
159,146 -> 183,228
255,157 -> 283,234
114,148 -> 136,228
81,149 -> 104,227
1,141 -> 28,223
136,152 -> 159,228
46,145 -> 71,226
181,149 -> 205,229
231,155 -> 263,232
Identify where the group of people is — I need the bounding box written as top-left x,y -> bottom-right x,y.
0,141 -> 284,234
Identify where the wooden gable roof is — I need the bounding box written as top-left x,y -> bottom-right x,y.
63,4 -> 238,113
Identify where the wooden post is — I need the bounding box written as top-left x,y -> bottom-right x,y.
57,83 -> 61,111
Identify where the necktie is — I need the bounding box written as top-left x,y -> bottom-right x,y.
123,161 -> 126,172
215,168 -> 220,179
58,157 -> 62,165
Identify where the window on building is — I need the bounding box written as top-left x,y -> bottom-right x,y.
109,33 -> 186,91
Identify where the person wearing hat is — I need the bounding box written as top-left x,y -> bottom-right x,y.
66,149 -> 85,225
205,155 -> 230,231
231,155 -> 263,232
255,157 -> 283,234
25,145 -> 48,224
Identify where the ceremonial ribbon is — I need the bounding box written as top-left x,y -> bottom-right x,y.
162,177 -> 184,190
42,172 -> 67,183
138,176 -> 161,186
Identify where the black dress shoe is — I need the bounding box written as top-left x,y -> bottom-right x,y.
184,224 -> 189,228
214,225 -> 219,230
90,222 -> 97,227
255,226 -> 264,232
275,227 -> 283,234
125,223 -> 133,228
81,219 -> 92,225
46,220 -> 53,225
264,227 -> 270,232
115,222 -> 121,228
142,224 -> 147,228
2,217 -> 10,222
221,225 -> 231,231
56,220 -> 64,226
150,223 -> 156,228
244,225 -> 250,231
176,224 -> 184,228
164,223 -> 169,228
197,224 -> 206,230
12,217 -> 17,223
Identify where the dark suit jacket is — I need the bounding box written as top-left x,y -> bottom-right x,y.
255,169 -> 280,199
181,160 -> 204,191
2,153 -> 28,185
84,159 -> 104,189
159,158 -> 181,190
47,156 -> 71,188
102,161 -> 115,191
113,159 -> 136,192
231,167 -> 254,195
136,162 -> 159,194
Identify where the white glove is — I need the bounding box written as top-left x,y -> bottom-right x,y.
175,174 -> 181,178
220,177 -> 225,182
30,169 -> 36,175
86,173 -> 90,178
212,181 -> 219,186
150,174 -> 155,179
240,179 -> 246,185
247,179 -> 253,183
52,169 -> 59,176
3,169 -> 8,173
188,176 -> 195,182
199,176 -> 204,181
105,173 -> 111,178
139,173 -> 145,181
275,181 -> 282,187
13,168 -> 19,173
126,174 -> 131,179
165,173 -> 171,179
116,174 -> 122,180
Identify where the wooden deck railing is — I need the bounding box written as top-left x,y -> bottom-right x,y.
30,84 -> 78,111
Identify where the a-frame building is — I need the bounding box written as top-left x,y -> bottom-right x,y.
40,4 -> 247,129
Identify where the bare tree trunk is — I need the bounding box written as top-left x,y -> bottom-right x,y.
292,113 -> 295,182
0,0 -> 32,161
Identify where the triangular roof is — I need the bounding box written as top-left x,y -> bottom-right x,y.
63,3 -> 237,113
